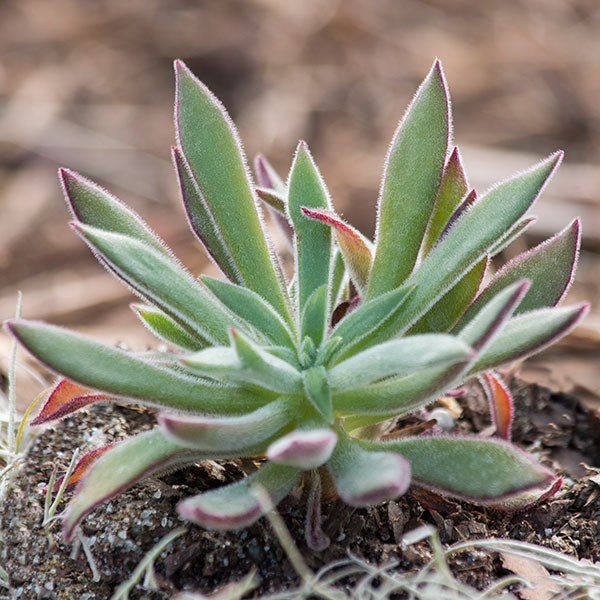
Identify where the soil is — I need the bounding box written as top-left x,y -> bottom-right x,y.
2,377 -> 600,599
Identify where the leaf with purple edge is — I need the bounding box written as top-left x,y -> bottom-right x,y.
488,216 -> 536,257
31,379 -> 108,425
378,153 -> 563,338
408,256 -> 487,334
63,430 -> 202,542
266,428 -> 338,469
339,281 -> 529,425
456,219 -> 580,329
436,188 -> 478,242
422,146 -> 469,255
131,303 -> 208,351
73,223 -> 234,346
302,207 -> 373,294
175,61 -> 291,324
467,303 -> 589,376
6,319 -> 267,414
177,462 -> 300,530
367,59 -> 450,299
53,444 -> 115,493
329,334 -> 473,392
359,436 -> 555,506
59,168 -> 170,257
481,371 -> 513,440
304,471 -> 330,551
328,435 -> 411,506
158,396 -> 299,451
172,147 -> 241,284
286,142 -> 333,314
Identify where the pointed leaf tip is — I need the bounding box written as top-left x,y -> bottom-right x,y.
31,378 -> 108,425
482,371 -> 513,441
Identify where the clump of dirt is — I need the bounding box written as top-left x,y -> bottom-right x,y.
2,378 -> 599,598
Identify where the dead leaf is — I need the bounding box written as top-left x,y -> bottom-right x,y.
500,552 -> 559,600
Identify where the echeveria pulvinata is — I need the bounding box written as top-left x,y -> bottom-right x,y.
5,59 -> 587,549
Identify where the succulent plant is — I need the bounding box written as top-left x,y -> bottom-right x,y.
5,59 -> 587,549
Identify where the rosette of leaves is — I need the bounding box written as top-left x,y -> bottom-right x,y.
5,59 -> 587,549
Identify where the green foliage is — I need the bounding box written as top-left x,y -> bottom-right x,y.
4,59 -> 587,549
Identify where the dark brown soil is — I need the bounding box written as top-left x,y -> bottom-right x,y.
2,377 -> 599,599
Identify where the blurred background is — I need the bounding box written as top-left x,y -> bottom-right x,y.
1,0 -> 599,406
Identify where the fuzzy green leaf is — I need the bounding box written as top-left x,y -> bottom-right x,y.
409,256 -> 487,334
201,275 -> 297,349
7,319 -> 266,414
60,169 -> 169,256
255,187 -> 286,214
329,250 -> 347,311
422,146 -> 468,255
328,436 -> 411,506
360,437 -> 554,503
489,216 -> 536,256
131,304 -> 208,351
301,284 -> 328,348
183,329 -> 302,395
63,430 -> 200,541
172,147 -> 241,284
302,366 -> 333,423
286,142 -> 333,314
467,304 -> 588,375
367,60 -> 450,299
380,153 -> 563,336
73,224 -> 233,346
175,61 -> 290,323
178,462 -> 300,530
328,284 -> 415,364
329,334 -> 473,392
339,281 -> 529,424
158,396 -> 298,450
456,219 -> 580,329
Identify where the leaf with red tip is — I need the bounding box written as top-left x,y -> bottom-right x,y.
302,207 -> 373,294
328,436 -> 411,506
175,61 -> 291,325
158,396 -> 299,451
266,428 -> 337,469
172,147 -> 241,284
367,59 -> 450,299
409,256 -> 487,334
63,430 -> 203,542
482,371 -> 513,440
457,219 -> 581,330
177,462 -> 299,530
53,444 -> 114,492
361,436 -> 555,506
31,379 -> 108,425
422,146 -> 469,255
